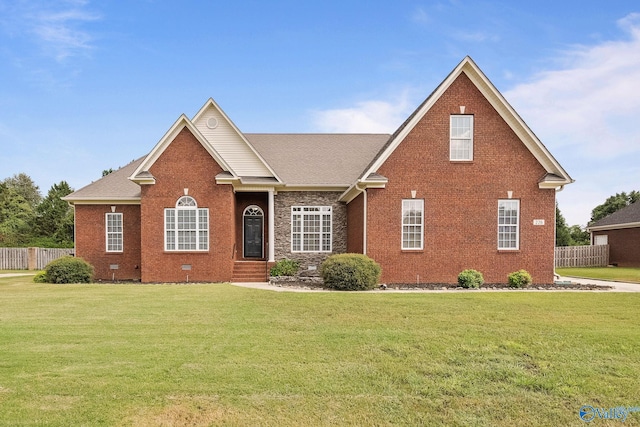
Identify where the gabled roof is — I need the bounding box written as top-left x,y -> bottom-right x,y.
588,201 -> 640,231
63,157 -> 145,204
129,115 -> 233,184
191,99 -> 280,180
247,134 -> 389,187
359,56 -> 573,189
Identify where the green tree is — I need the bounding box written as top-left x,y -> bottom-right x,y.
569,225 -> 590,246
555,205 -> 572,246
590,191 -> 640,224
2,173 -> 42,209
102,168 -> 115,177
0,182 -> 35,246
32,181 -> 74,247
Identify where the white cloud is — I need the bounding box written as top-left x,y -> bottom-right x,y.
0,0 -> 101,62
312,91 -> 415,133
504,13 -> 640,159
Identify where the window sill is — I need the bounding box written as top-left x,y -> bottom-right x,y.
401,249 -> 424,253
497,249 -> 520,253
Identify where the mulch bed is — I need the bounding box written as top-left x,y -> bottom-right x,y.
269,277 -> 613,291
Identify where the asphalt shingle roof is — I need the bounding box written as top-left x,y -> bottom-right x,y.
590,201 -> 640,228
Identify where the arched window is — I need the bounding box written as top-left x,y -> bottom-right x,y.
165,196 -> 209,251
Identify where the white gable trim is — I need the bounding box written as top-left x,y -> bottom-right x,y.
362,56 -> 573,188
192,98 -> 282,182
128,114 -> 234,184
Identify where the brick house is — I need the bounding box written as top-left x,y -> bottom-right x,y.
587,201 -> 640,267
64,57 -> 573,284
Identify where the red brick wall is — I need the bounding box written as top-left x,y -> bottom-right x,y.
366,72 -> 557,284
74,204 -> 141,281
346,192 -> 365,253
592,228 -> 640,267
140,127 -> 235,282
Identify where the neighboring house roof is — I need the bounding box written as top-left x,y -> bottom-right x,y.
587,201 -> 640,231
247,134 -> 389,187
358,56 -> 573,190
63,157 -> 145,204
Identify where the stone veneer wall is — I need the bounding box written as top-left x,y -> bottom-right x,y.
273,191 -> 347,274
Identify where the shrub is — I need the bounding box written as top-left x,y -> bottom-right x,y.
458,269 -> 484,289
321,253 -> 381,291
270,258 -> 300,277
44,256 -> 94,284
508,269 -> 532,288
33,271 -> 48,283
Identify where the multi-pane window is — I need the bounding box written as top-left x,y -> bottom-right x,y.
450,115 -> 473,161
291,206 -> 332,252
402,199 -> 424,250
498,200 -> 520,250
165,196 -> 209,251
106,213 -> 123,252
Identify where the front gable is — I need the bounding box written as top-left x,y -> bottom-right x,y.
129,115 -> 233,185
191,99 -> 279,180
360,56 -> 573,190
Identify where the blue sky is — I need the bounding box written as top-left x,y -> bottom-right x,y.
1,0 -> 639,227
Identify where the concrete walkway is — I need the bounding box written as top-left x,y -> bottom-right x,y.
557,276 -> 640,292
0,273 -> 34,278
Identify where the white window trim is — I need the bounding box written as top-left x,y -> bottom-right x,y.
105,212 -> 123,253
291,206 -> 332,253
498,199 -> 520,250
450,115 -> 474,161
401,199 -> 424,250
164,196 -> 209,251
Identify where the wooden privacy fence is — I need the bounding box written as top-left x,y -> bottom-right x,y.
0,247 -> 74,270
555,245 -> 609,268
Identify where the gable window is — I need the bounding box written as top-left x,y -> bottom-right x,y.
106,213 -> 123,252
402,199 -> 424,250
165,196 -> 209,251
291,206 -> 332,252
498,200 -> 520,250
450,115 -> 474,161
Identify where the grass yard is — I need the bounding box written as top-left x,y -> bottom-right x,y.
557,266 -> 640,283
1,275 -> 639,426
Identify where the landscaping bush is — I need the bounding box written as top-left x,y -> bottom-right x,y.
321,253 -> 381,291
270,258 -> 300,277
458,269 -> 484,288
43,256 -> 94,284
32,271 -> 48,283
508,269 -> 532,288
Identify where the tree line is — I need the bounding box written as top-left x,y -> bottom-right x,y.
0,173 -> 74,248
556,190 -> 640,246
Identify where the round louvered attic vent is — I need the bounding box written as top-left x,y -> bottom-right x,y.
206,117 -> 218,129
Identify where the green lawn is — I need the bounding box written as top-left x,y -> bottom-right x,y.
557,267 -> 640,283
1,276 -> 639,426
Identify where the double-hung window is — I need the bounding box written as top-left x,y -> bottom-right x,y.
402,199 -> 424,250
498,200 -> 520,250
165,196 -> 209,251
450,115 -> 473,161
291,206 -> 332,252
106,213 -> 123,252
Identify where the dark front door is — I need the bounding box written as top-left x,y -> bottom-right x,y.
244,216 -> 263,258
